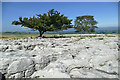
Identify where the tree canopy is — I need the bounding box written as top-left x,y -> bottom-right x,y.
12,9 -> 73,37
74,15 -> 98,33
12,10 -> 98,36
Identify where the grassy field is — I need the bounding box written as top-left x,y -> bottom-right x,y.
0,33 -> 118,39
0,30 -> 119,39
0,34 -> 63,39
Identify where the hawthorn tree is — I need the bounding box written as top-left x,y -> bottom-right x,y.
12,9 -> 72,37
74,15 -> 98,33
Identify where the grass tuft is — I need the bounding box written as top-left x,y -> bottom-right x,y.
97,38 -> 104,40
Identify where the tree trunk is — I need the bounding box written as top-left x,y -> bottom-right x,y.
38,31 -> 44,37
40,33 -> 42,37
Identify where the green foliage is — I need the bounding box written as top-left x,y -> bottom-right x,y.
74,15 -> 98,33
12,9 -> 72,37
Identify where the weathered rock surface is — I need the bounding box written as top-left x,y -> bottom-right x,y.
31,69 -> 70,78
0,34 -> 119,78
7,58 -> 35,78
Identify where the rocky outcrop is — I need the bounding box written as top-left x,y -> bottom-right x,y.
7,58 -> 35,78
0,34 -> 119,78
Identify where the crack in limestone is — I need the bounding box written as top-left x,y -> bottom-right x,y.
96,69 -> 118,75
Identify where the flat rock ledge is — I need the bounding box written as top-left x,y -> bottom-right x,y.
0,34 -> 119,78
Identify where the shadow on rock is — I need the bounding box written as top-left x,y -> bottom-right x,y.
0,72 -> 6,80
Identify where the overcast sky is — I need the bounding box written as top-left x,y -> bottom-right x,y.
2,2 -> 118,32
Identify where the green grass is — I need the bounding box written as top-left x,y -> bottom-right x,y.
0,37 -> 9,39
97,38 -> 104,40
67,37 -> 85,43
107,35 -> 115,37
99,63 -> 105,66
0,34 -> 62,39
105,34 -> 116,37
80,35 -> 101,37
76,37 -> 85,41
1,32 -> 117,39
67,41 -> 73,43
1,34 -> 99,39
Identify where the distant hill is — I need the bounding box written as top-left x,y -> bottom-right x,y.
95,27 -> 118,31
46,27 -> 119,34
1,27 -> 119,34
